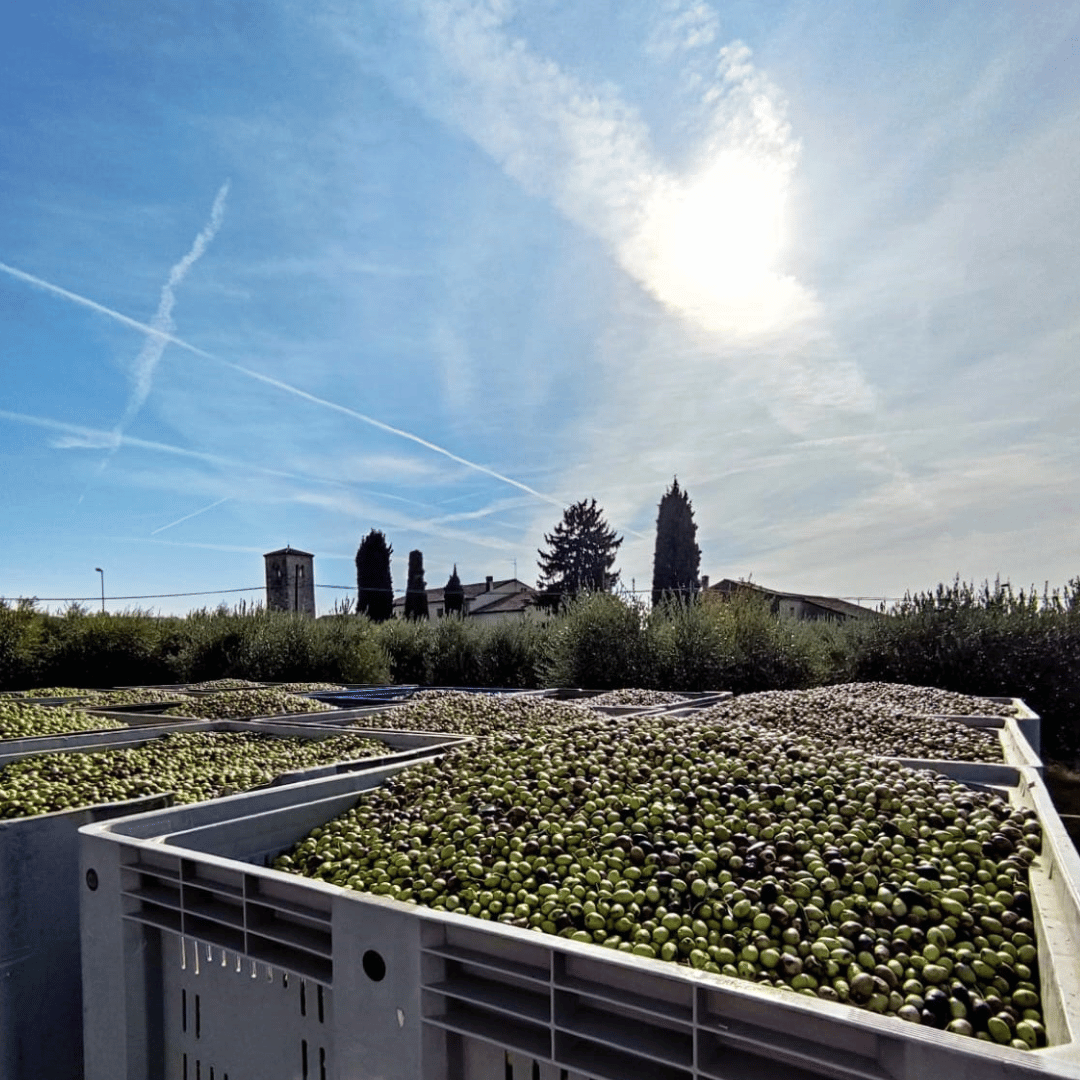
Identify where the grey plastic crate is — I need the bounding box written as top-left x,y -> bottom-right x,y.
657,698 -> 1041,785
80,760 -> 1080,1080
931,698 -> 1042,760
0,723 -> 464,1080
0,791 -> 174,1080
890,714 -> 1044,784
85,702 -> 392,728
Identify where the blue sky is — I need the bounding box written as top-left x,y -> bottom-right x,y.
2,1 -> 1077,615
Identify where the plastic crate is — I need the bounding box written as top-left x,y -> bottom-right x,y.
80,761 -> 1080,1080
656,698 -> 1041,786
309,686 -> 420,707
889,714 -> 1043,784
85,702 -> 407,729
930,699 -> 1042,760
0,722 -> 464,1080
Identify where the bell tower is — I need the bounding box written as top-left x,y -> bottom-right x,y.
264,546 -> 315,616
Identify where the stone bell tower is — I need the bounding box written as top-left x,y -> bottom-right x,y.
264,546 -> 315,616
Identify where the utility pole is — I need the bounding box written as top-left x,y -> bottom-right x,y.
95,567 -> 105,613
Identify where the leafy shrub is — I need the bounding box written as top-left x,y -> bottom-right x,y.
541,592 -> 652,689
377,617 -> 432,684
428,616 -> 482,686
477,616 -> 545,688
0,600 -> 43,688
35,607 -> 174,688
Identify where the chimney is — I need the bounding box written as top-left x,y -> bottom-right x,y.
701,575 -> 710,590
485,576 -> 493,592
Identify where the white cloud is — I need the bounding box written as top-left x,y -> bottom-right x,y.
646,1 -> 719,59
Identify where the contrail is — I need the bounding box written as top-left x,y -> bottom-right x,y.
0,409 -> 327,485
0,261 -> 564,508
150,496 -> 230,536
222,360 -> 565,508
118,182 -> 230,433
0,262 -> 216,359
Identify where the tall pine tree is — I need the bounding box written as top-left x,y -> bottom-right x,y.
537,498 -> 622,610
651,477 -> 701,606
355,529 -> 393,621
404,549 -> 429,619
444,565 -> 465,615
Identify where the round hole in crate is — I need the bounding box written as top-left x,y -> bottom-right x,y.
362,950 -> 386,982
86,868 -> 99,891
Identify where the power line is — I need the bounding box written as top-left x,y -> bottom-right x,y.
0,586 -> 264,602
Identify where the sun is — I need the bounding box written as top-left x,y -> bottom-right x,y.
625,149 -> 810,338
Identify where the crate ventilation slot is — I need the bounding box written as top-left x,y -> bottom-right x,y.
120,855 -> 333,985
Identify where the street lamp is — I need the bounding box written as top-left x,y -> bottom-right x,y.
94,568 -> 104,613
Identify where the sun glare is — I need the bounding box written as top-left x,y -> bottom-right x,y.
625,149 -> 810,338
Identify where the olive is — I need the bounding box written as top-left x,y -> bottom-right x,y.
924,989 -> 951,1025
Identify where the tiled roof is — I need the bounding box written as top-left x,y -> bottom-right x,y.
469,591 -> 536,615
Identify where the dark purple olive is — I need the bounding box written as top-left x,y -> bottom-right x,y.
970,997 -> 991,1030
924,989 -> 951,1025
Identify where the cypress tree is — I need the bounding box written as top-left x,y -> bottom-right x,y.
537,498 -> 622,610
355,529 -> 394,621
405,550 -> 429,619
444,565 -> 465,615
651,477 -> 701,606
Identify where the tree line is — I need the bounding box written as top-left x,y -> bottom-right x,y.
354,477 -> 702,620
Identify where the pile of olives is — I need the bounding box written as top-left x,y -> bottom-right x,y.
187,678 -> 267,691
700,688 -> 1004,762
0,699 -> 127,740
349,691 -> 590,737
0,730 -> 388,819
4,686 -> 106,700
817,682 -> 1018,718
270,682 -> 346,693
276,705 -> 1046,1049
162,689 -> 336,720
586,689 -> 691,708
86,687 -> 195,707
